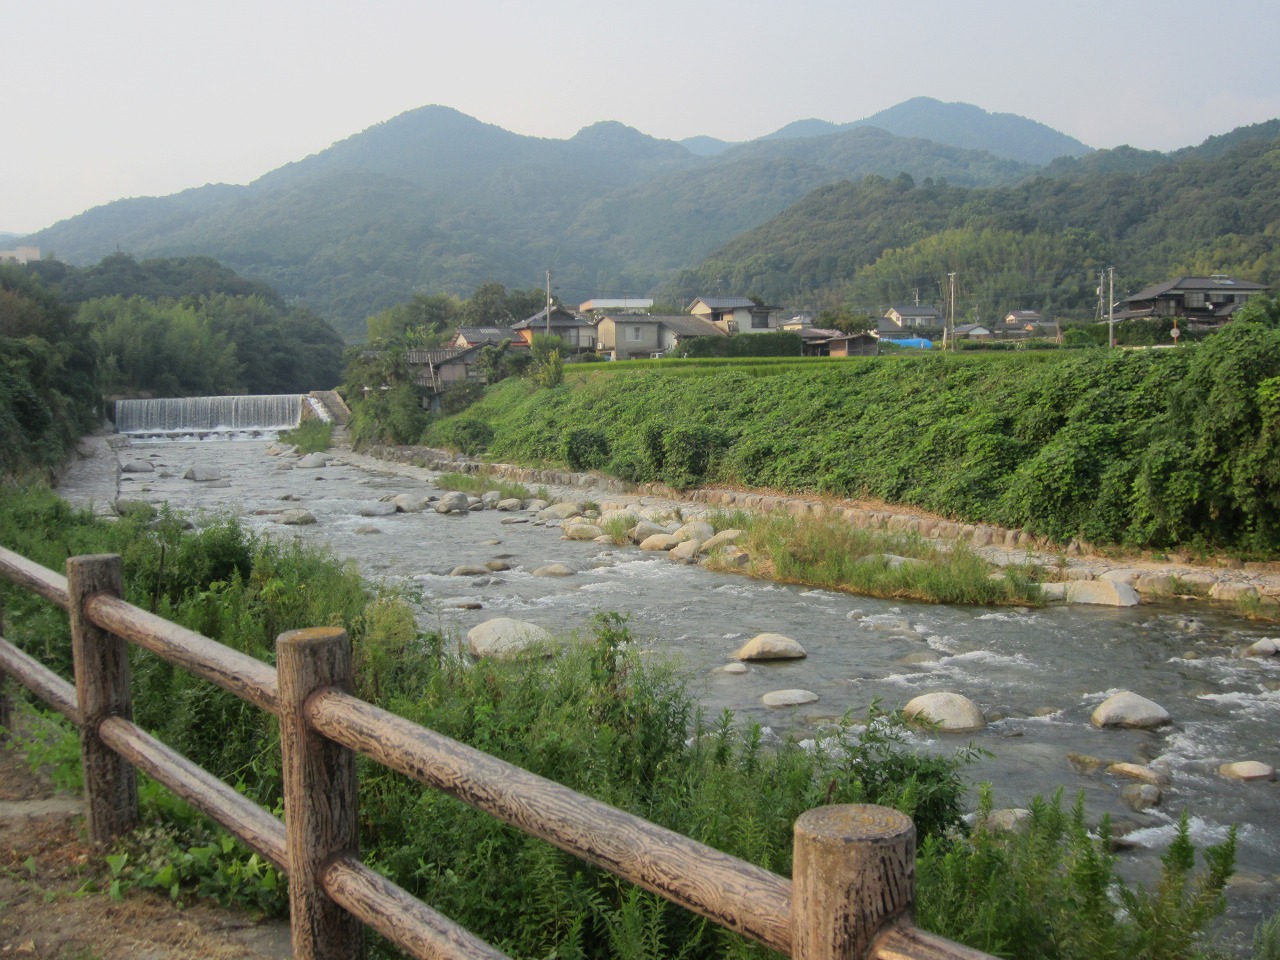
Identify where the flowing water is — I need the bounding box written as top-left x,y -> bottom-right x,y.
60,433 -> 1280,940
113,395 -> 304,437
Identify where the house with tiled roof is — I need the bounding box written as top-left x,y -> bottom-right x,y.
511,306 -> 598,352
596,314 -> 726,360
688,296 -> 776,334
448,325 -> 521,350
1114,276 -> 1268,327
884,305 -> 944,330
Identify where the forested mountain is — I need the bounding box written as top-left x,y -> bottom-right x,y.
762,97 -> 1092,165
662,131 -> 1280,320
24,101 -> 1070,337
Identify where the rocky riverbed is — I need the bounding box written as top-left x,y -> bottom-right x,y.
53,432 -> 1280,949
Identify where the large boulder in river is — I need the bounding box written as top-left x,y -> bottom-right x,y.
904,692 -> 986,733
435,492 -> 470,514
563,523 -> 604,541
538,501 -> 584,521
295,453 -> 329,469
392,494 -> 431,513
673,520 -> 715,543
1090,691 -> 1171,729
735,633 -> 806,661
183,465 -> 224,482
278,509 -> 317,526
466,618 -> 553,659
639,534 -> 682,551
762,689 -> 819,707
1065,580 -> 1140,607
358,502 -> 397,517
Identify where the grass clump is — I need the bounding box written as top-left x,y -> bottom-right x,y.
919,786 -> 1237,960
277,418 -> 332,454
706,510 -> 1042,606
434,470 -> 532,502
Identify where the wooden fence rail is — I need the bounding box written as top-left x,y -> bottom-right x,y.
0,545 -> 996,960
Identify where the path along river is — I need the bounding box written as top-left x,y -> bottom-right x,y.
57,432 -> 1280,939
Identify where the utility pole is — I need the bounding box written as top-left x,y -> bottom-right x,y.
947,272 -> 957,351
545,268 -> 552,338
1107,266 -> 1115,348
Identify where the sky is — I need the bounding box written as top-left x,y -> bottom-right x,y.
4,0 -> 1280,236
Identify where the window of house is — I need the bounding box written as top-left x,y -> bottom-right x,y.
751,314 -> 770,328
1184,292 -> 1206,309
628,326 -> 642,341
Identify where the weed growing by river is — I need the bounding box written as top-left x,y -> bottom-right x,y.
433,470 -> 533,502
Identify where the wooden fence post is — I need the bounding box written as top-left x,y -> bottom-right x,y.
791,805 -> 915,960
67,554 -> 138,843
277,626 -> 364,960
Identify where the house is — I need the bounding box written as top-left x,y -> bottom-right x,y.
688,296 -> 776,334
595,314 -> 726,360
825,332 -> 880,357
578,297 -> 653,314
780,314 -> 816,331
1004,310 -> 1042,327
448,326 -> 520,349
401,347 -> 489,410
511,306 -> 597,352
1114,276 -> 1268,327
876,318 -> 919,340
884,305 -> 944,329
951,323 -> 992,340
0,245 -> 39,265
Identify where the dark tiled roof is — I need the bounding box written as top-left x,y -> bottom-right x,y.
1126,276 -> 1268,301
454,326 -> 513,342
512,307 -> 591,330
607,314 -> 727,337
691,296 -> 756,310
888,304 -> 943,317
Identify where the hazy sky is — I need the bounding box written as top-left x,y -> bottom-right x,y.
5,0 -> 1279,235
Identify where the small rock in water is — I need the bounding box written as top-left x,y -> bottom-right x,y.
721,662 -> 749,674
1244,638 -> 1277,658
532,563 -> 576,577
485,560 -> 511,572
353,526 -> 382,535
1121,784 -> 1163,812
277,509 -> 316,526
1218,761 -> 1275,782
450,565 -> 490,577
735,633 -> 806,661
761,689 -> 819,707
903,692 -> 986,733
1107,762 -> 1170,786
451,602 -> 483,610
1067,753 -> 1105,775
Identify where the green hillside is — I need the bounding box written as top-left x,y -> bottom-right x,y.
24,103 -> 1058,336
663,132 -> 1280,317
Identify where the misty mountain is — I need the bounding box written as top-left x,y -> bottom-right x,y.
21,100 -> 1094,336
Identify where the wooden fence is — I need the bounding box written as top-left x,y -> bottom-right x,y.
0,545 -> 996,960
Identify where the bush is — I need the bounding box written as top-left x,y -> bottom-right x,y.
661,423 -> 728,489
433,417 -> 494,455
562,427 -> 611,470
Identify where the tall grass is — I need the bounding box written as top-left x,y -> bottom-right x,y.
277,419 -> 332,454
0,485 -> 1238,959
434,470 -> 533,501
706,510 -> 1042,605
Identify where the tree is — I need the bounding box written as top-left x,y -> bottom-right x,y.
816,308 -> 875,334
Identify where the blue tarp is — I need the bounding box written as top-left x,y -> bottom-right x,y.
890,337 -> 933,349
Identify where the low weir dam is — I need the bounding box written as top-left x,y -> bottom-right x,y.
113,395 -> 305,437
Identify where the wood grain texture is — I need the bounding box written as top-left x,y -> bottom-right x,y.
322,856 -> 512,960
98,716 -> 288,870
872,926 -> 1000,960
0,545 -> 70,609
277,627 -> 364,960
86,593 -> 279,714
307,689 -> 793,954
792,805 -> 914,960
0,637 -> 80,723
67,555 -> 138,844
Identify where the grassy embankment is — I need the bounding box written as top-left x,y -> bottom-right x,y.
425,317 -> 1280,562
0,483 -> 1254,960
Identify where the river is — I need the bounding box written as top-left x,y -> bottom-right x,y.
59,431 -> 1280,944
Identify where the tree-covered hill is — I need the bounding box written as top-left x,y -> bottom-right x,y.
22,101 -> 1073,336
662,130 -> 1280,318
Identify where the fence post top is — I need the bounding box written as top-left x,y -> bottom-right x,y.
794,805 -> 914,845
277,627 -> 349,650
66,553 -> 122,568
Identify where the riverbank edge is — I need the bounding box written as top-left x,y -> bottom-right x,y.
354,441 -> 1280,611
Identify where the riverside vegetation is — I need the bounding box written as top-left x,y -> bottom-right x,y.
0,485 -> 1267,960
413,296 -> 1280,560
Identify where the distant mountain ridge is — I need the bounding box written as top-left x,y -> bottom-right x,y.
25,98 -> 1264,338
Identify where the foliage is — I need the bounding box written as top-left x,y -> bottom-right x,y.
0,265 -> 101,478
277,418 -> 332,454
563,427 -> 611,470
671,331 -> 802,358
343,346 -> 429,447
1254,912 -> 1280,960
432,417 -> 494,455
432,471 -> 532,502
917,787 -> 1236,960
1,488 -> 1248,958
430,328 -> 1280,555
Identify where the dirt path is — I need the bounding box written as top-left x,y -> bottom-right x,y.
0,714 -> 292,960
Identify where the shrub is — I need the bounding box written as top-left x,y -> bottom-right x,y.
562,427 -> 610,470
434,417 -> 494,455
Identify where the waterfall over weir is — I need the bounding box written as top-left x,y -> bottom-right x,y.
114,395 -> 304,437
